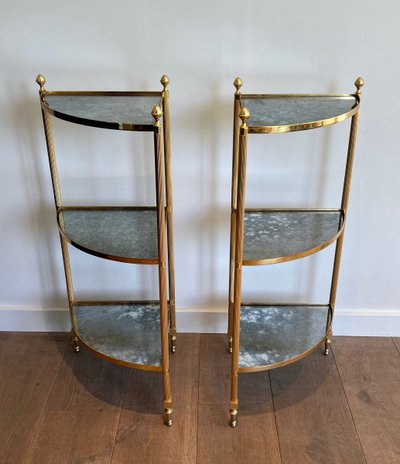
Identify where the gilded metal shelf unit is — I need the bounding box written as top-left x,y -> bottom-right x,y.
228,77 -> 363,427
36,75 -> 176,426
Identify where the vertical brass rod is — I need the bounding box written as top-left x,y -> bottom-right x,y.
161,76 -> 177,353
40,102 -> 76,343
228,78 -> 243,353
153,106 -> 173,426
326,78 -> 363,355
41,110 -> 62,209
59,235 -> 76,321
230,108 -> 249,427
328,112 -> 359,310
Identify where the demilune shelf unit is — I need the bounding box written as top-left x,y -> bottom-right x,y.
36,74 -> 176,426
227,77 -> 363,427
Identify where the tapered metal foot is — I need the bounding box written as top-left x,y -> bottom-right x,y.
170,335 -> 176,353
164,408 -> 173,427
228,337 -> 233,354
72,336 -> 80,353
230,409 -> 238,428
324,337 -> 331,355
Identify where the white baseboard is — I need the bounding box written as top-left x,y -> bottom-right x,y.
0,306 -> 399,336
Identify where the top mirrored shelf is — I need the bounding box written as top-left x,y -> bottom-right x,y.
241,95 -> 358,133
43,94 -> 161,131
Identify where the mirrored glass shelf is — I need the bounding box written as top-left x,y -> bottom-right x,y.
58,208 -> 158,264
239,304 -> 329,371
72,303 -> 161,370
243,210 -> 342,265
241,95 -> 358,133
43,94 -> 161,131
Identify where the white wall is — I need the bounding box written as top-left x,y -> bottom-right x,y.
1,0 -> 399,334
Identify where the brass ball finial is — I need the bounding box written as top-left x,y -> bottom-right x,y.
160,75 -> 170,90
151,105 -> 163,126
36,74 -> 46,93
239,107 -> 250,127
355,77 -> 364,95
234,77 -> 243,95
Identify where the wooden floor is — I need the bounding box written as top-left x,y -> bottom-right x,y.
0,333 -> 399,464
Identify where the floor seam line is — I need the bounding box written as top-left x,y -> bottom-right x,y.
331,343 -> 368,464
109,368 -> 130,464
23,335 -> 69,464
269,370 -> 284,464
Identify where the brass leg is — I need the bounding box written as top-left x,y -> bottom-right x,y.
230,408 -> 238,428
161,79 -> 177,355
164,407 -> 173,427
71,335 -> 80,353
324,330 -> 332,355
153,111 -> 174,427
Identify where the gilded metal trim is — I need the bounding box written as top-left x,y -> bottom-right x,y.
227,78 -> 243,351
240,93 -> 360,134
36,74 -> 175,423
39,85 -> 163,132
153,109 -> 174,420
40,99 -> 156,132
161,76 -> 177,353
228,77 -> 363,425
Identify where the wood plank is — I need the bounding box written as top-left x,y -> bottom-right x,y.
26,410 -> 119,464
393,337 -> 400,355
25,345 -> 129,463
45,346 -> 129,411
333,337 -> 400,464
111,334 -> 200,464
197,334 -> 281,464
0,333 -> 67,464
270,347 -> 366,464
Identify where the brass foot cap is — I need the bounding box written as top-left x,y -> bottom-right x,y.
164,409 -> 173,427
170,336 -> 177,353
230,410 -> 238,428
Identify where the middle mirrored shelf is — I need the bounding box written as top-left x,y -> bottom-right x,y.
58,207 -> 158,264
243,209 -> 343,265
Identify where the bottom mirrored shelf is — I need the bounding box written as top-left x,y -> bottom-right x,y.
239,304 -> 330,372
72,302 -> 162,370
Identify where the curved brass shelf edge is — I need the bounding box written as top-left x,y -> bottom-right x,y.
57,216 -> 159,266
73,333 -> 162,372
40,100 -> 156,132
242,92 -> 357,99
45,90 -> 162,97
243,220 -> 345,266
248,102 -> 360,134
238,307 -> 334,373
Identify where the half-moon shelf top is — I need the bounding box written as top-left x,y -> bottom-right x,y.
241,95 -> 359,133
42,93 -> 162,131
58,208 -> 158,264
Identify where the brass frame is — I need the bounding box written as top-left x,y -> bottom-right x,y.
228,77 -> 363,427
36,74 -> 176,426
